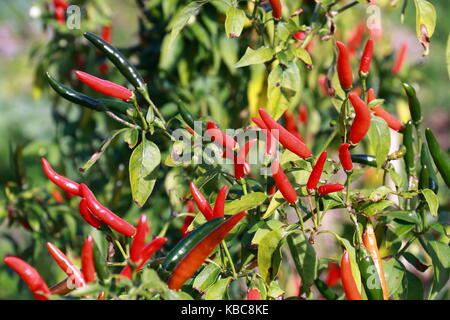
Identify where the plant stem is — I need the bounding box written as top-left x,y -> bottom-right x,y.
221,241 -> 237,279
293,202 -> 305,231
337,1 -> 359,14
396,235 -> 417,257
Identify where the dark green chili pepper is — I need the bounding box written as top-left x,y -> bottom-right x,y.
403,120 -> 415,177
92,240 -> 110,283
425,128 -> 450,188
46,72 -> 105,112
83,32 -> 146,94
162,217 -> 224,272
350,154 -> 377,167
402,83 -> 422,127
177,101 -> 205,134
356,245 -> 384,300
314,279 -> 338,300
420,143 -> 438,194
98,98 -> 133,115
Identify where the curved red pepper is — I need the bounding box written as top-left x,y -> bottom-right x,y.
359,39 -> 374,76
79,184 -> 137,237
317,184 -> 344,196
339,143 -> 353,172
130,214 -> 150,263
79,198 -> 103,229
3,256 -> 51,300
252,117 -> 276,156
81,235 -> 96,283
213,186 -> 228,218
41,158 -> 82,196
306,151 -> 328,191
340,250 -> 362,300
367,88 -> 402,131
75,70 -> 133,101
326,262 -> 341,287
189,182 -> 214,221
269,0 -> 282,19
206,121 -> 237,150
235,139 -> 257,180
168,211 -> 247,290
247,288 -> 261,300
272,159 -> 298,204
392,42 -> 408,75
298,105 -> 307,124
259,109 -> 311,159
348,92 -> 371,145
336,41 -> 354,91
46,242 -> 86,288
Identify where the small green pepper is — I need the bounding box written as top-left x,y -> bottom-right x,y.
402,83 -> 422,127
403,120 -> 415,177
92,240 -> 110,283
356,245 -> 384,300
425,128 -> 450,188
420,143 -> 438,194
314,279 -> 338,300
350,154 -> 378,167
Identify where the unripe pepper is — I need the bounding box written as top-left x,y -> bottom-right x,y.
259,108 -> 311,159
46,242 -> 86,288
339,143 -> 353,172
75,70 -> 134,101
402,83 -> 422,127
351,154 -> 378,167
314,279 -> 338,300
317,184 -> 344,195
367,88 -> 403,131
359,39 -> 374,76
363,224 -> 388,300
336,41 -> 353,91
403,121 -> 415,177
306,151 -> 327,191
425,128 -> 450,188
271,160 -> 298,204
81,235 -> 96,283
356,245 -> 384,300
348,92 -> 371,145
189,182 -> 214,220
340,251 -> 362,300
392,42 -> 408,75
41,158 -> 82,196
3,257 -> 51,300
420,143 -> 439,194
269,0 -> 282,19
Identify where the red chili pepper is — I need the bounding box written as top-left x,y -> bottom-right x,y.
306,151 -> 328,191
206,121 -> 237,151
284,110 -> 304,142
41,158 -> 82,196
168,211 -> 247,290
79,198 -> 103,229
325,262 -> 341,287
269,0 -> 282,19
359,39 -> 374,76
317,184 -> 344,195
99,62 -> 109,75
367,88 -> 402,131
259,109 -> 311,159
235,139 -> 257,180
181,200 -> 195,238
130,214 -> 150,263
298,105 -> 307,124
74,70 -> 134,101
293,31 -> 305,41
52,189 -> 65,203
336,41 -> 354,91
247,288 -> 261,300
46,242 -> 86,288
101,25 -> 111,43
79,184 -> 137,237
213,186 -> 228,218
53,0 -> 69,10
98,291 -> 106,300
268,185 -> 277,200
252,117 -> 276,156
340,250 -> 363,300
190,182 -> 214,220
339,143 -> 353,172
3,256 -> 51,300
271,159 -> 298,204
347,22 -> 365,55
392,42 -> 408,75
54,6 -> 66,24
348,92 -> 371,145
81,235 -> 96,283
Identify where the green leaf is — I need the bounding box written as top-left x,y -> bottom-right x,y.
129,136 -> 161,207
193,263 -> 222,292
262,190 -> 286,219
293,46 -> 312,66
123,128 -> 139,149
424,240 -> 450,299
205,277 -> 231,300
368,116 -> 391,168
367,99 -> 385,108
267,280 -> 285,299
224,192 -> 266,215
225,7 -> 246,38
360,200 -> 395,216
383,258 -> 405,297
405,269 -> 424,300
257,230 -> 283,284
421,188 -> 439,216
388,168 -> 404,189
287,233 -> 317,294
413,0 -> 436,56
234,46 -> 275,68
402,252 -> 429,273
369,186 -> 393,202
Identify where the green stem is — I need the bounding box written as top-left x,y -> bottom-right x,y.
307,195 -> 318,230
293,202 -> 305,231
337,1 -> 359,14
132,97 -> 149,131
221,241 -> 237,279
316,129 -> 337,156
396,235 -> 417,257
115,240 -> 128,260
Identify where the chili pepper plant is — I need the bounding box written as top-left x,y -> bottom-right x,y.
1,0 -> 449,300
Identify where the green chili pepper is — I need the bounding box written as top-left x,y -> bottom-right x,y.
46,72 -> 105,112
314,279 -> 338,300
403,120 -> 415,177
350,154 -> 378,167
425,128 -> 450,188
420,143 -> 438,194
162,217 -> 224,272
356,245 -> 384,300
177,101 -> 205,134
83,32 -> 146,94
92,240 -> 110,283
402,83 -> 422,127
98,98 -> 133,115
